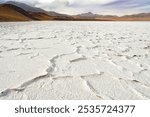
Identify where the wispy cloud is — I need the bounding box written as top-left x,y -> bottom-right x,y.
0,0 -> 150,15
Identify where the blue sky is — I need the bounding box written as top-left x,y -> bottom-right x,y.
0,0 -> 150,15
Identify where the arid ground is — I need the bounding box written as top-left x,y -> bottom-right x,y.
0,21 -> 150,100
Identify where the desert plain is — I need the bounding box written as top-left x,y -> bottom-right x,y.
0,21 -> 150,100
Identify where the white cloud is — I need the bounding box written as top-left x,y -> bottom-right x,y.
2,0 -> 118,6
33,0 -> 118,13
1,0 -> 150,15
69,0 -> 117,5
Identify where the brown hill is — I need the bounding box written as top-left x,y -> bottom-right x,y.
118,13 -> 150,21
114,17 -> 150,21
75,12 -> 150,21
6,1 -> 46,13
0,4 -> 54,21
0,4 -> 34,21
29,12 -> 55,20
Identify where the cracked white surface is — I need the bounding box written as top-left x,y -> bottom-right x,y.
0,21 -> 150,100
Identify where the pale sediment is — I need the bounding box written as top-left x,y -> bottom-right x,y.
0,21 -> 150,100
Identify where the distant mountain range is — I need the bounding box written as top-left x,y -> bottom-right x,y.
0,1 -> 150,21
75,12 -> 118,19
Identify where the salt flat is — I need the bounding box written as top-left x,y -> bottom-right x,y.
0,21 -> 150,100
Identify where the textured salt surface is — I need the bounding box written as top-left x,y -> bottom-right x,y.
0,21 -> 150,100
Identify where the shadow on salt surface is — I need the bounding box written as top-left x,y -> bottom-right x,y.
1,72 -> 150,100
0,76 -> 100,100
82,73 -> 150,100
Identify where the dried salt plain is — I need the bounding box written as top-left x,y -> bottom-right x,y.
0,21 -> 150,100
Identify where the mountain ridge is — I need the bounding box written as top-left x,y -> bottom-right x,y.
0,4 -> 56,21
0,1 -> 150,21
75,12 -> 118,19
5,1 -> 46,13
